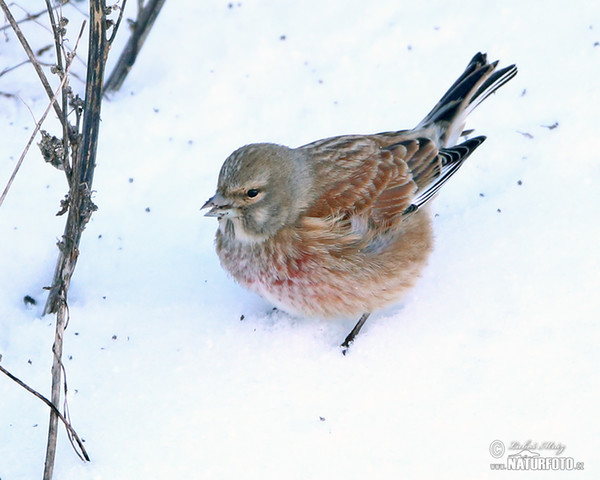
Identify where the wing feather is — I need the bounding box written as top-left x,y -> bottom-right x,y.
302,134 -> 485,227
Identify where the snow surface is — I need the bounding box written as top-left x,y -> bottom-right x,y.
1,1 -> 599,479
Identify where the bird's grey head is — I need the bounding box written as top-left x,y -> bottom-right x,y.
202,143 -> 314,242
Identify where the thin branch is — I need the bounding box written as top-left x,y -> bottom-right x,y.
0,0 -> 65,124
0,59 -> 30,78
0,22 -> 84,208
44,0 -> 74,179
42,5 -> 103,472
0,61 -> 86,87
0,2 -> 70,32
44,297 -> 67,479
0,363 -> 89,462
44,1 -> 109,312
0,59 -> 66,79
43,0 -> 66,80
104,0 -> 166,92
60,361 -> 81,459
107,0 -> 128,46
43,3 -> 112,475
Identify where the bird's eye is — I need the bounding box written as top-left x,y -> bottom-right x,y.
246,188 -> 260,198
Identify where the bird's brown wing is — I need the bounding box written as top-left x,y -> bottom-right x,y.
302,134 -> 442,226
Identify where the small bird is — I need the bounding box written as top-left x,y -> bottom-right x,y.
203,52 -> 517,349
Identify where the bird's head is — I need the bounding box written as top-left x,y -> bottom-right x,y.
202,143 -> 314,243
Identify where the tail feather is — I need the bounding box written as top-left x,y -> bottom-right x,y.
469,63 -> 518,113
405,135 -> 487,213
417,52 -> 517,147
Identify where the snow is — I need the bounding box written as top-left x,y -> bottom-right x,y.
1,1 -> 599,478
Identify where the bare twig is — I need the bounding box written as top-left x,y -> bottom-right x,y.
0,0 -> 65,124
43,3 -> 111,475
0,23 -> 84,209
43,296 -> 69,480
0,8 -> 44,32
44,1 -> 110,315
0,363 -> 89,461
3,1 -> 135,476
0,2 -> 71,32
0,59 -> 30,78
104,0 -> 165,92
107,0 -> 128,46
0,60 -> 86,83
60,361 -> 81,461
0,0 -> 79,32
44,0 -> 72,178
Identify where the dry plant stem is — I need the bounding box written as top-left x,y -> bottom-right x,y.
44,0 -> 108,314
0,1 -> 72,32
43,1 -> 111,477
0,59 -> 30,78
0,0 -> 64,124
44,0 -> 72,176
0,23 -> 84,208
0,60 -> 77,80
43,301 -> 77,480
0,18 -> 87,473
107,0 -> 128,46
104,0 -> 165,92
0,363 -> 89,461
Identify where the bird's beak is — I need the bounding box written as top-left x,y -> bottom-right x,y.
201,193 -> 238,219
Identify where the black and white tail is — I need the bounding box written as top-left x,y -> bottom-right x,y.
417,52 -> 518,148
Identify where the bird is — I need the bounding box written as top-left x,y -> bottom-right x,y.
203,52 -> 517,350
